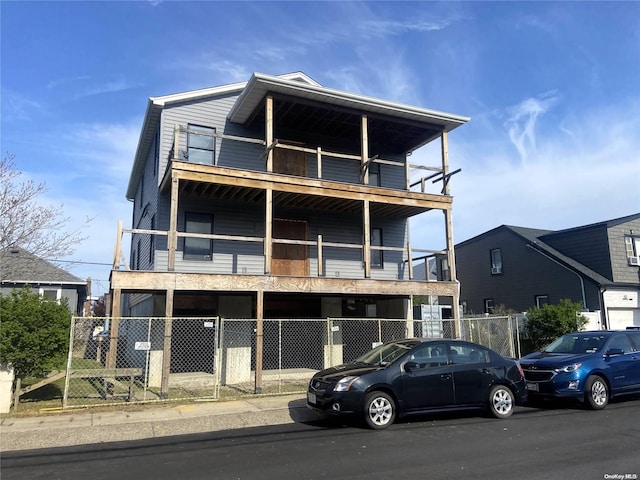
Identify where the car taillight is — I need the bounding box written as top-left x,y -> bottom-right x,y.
516,361 -> 525,378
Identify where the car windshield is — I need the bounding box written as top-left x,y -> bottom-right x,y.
354,342 -> 414,366
544,333 -> 608,354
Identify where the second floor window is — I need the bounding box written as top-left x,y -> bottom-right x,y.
369,162 -> 381,187
149,215 -> 156,264
441,257 -> 450,281
490,248 -> 502,274
184,212 -> 213,260
625,235 -> 640,265
371,227 -> 383,267
187,125 -> 215,165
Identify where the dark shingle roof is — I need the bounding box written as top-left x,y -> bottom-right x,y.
503,226 -> 613,286
0,247 -> 84,285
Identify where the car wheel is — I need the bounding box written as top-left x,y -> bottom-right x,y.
489,385 -> 514,419
585,375 -> 609,410
363,391 -> 396,430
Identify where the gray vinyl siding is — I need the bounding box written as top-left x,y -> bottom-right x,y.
159,93 -> 266,176
609,218 -> 640,283
152,199 -> 409,280
456,229 -> 600,314
146,90 -> 411,279
130,128 -> 160,271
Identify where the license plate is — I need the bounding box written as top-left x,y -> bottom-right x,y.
527,382 -> 539,392
307,392 -> 317,404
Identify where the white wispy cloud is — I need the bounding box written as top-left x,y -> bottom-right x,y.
2,91 -> 44,122
504,91 -> 559,164
73,78 -> 143,100
410,98 -> 640,250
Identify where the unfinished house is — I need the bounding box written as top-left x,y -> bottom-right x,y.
108,72 -> 469,395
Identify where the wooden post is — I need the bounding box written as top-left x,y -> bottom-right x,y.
361,115 -> 369,185
12,377 -> 21,412
265,190 -> 272,275
317,234 -> 323,276
266,96 -> 273,173
113,220 -> 123,269
441,131 -> 461,337
160,289 -> 174,398
407,242 -> 413,280
264,96 -> 274,275
441,132 -> 450,195
317,147 -> 322,179
405,157 -> 411,191
363,199 -> 371,278
255,290 -> 264,394
168,171 -> 179,271
106,288 -> 121,369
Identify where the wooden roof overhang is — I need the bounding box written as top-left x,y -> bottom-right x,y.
161,162 -> 452,219
228,73 -> 469,157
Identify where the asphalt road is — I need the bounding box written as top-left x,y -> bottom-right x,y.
3,397 -> 639,480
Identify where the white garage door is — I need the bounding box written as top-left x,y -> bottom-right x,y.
608,308 -> 640,329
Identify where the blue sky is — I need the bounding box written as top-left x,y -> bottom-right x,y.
2,1 -> 639,296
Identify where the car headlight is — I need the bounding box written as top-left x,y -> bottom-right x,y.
554,363 -> 582,373
333,376 -> 359,392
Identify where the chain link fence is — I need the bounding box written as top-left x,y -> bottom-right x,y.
63,315 -> 523,409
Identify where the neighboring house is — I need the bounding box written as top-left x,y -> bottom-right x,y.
447,213 -> 640,329
108,71 -> 469,389
0,247 -> 87,315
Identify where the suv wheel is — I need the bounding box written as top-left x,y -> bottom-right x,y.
585,375 -> 609,410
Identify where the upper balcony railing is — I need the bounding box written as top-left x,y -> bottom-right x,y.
167,125 -> 458,195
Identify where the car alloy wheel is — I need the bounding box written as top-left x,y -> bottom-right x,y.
363,391 -> 396,430
585,375 -> 609,410
489,385 -> 514,419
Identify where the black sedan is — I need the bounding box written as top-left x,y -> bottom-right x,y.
307,338 -> 528,429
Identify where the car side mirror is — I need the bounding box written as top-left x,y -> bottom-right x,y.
404,361 -> 419,372
605,348 -> 624,357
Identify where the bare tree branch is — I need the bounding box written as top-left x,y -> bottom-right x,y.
0,153 -> 92,270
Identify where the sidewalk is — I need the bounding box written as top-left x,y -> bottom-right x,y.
0,393 -> 315,452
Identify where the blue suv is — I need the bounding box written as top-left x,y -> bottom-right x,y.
520,329 -> 640,409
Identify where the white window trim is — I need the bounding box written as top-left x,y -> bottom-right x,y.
39,287 -> 62,302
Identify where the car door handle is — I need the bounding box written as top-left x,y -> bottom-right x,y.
440,374 -> 451,380
481,368 -> 492,374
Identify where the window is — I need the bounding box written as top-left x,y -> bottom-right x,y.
449,344 -> 490,364
149,215 -> 156,264
369,162 -> 381,187
608,334 -> 634,354
39,287 -> 61,302
153,126 -> 159,177
371,227 -> 383,267
408,343 -> 449,368
490,248 -> 502,274
139,174 -> 144,206
484,298 -> 495,314
187,125 -> 215,165
625,236 -> 640,265
136,239 -> 142,270
535,295 -> 549,308
184,212 -> 213,260
441,257 -> 450,281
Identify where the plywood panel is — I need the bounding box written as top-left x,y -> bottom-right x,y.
272,219 -> 308,276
